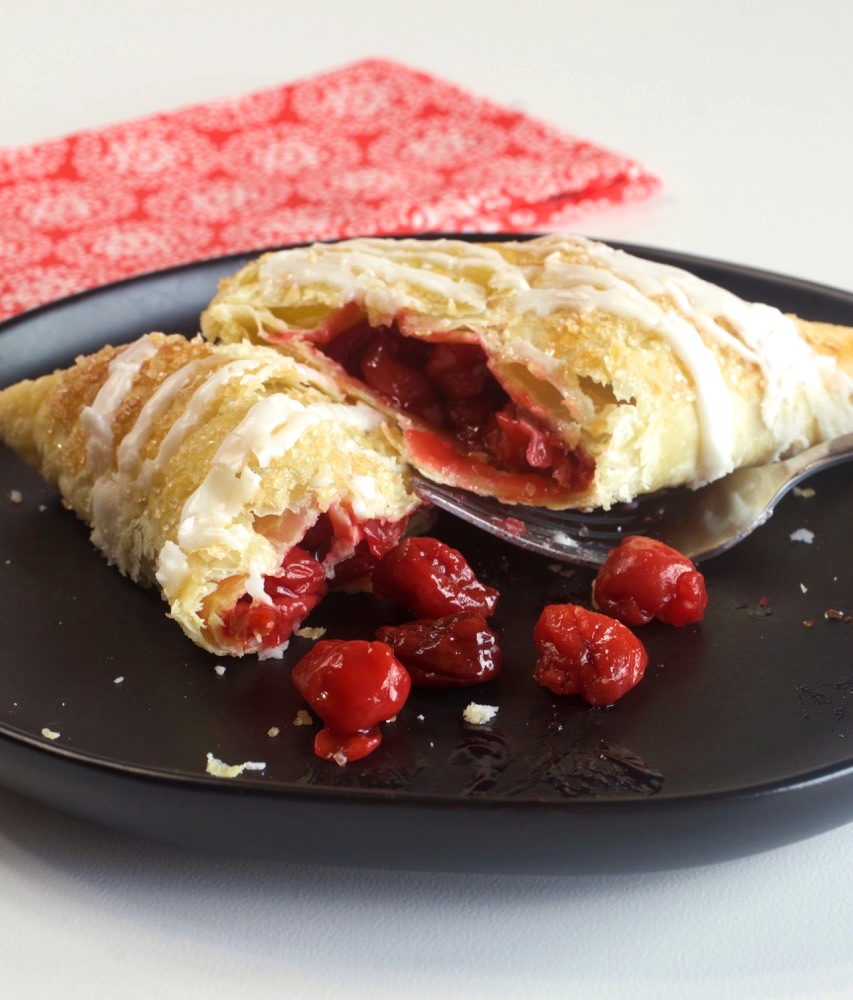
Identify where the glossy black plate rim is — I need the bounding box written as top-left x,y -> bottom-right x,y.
3,722 -> 852,875
1,234 -> 851,875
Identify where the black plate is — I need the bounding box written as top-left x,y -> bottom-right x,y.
1,237 -> 851,875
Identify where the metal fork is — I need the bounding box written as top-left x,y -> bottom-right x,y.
411,431 -> 853,567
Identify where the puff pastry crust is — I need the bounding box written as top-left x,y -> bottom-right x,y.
201,235 -> 853,509
0,334 -> 420,658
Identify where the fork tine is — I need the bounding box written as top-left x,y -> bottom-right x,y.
410,475 -> 619,567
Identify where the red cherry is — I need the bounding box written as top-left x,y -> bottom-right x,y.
377,612 -> 501,688
534,603 -> 649,706
593,536 -> 708,627
372,536 -> 499,619
314,725 -> 383,764
291,639 -> 410,735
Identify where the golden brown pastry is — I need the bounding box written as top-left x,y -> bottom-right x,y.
201,235 -> 853,509
0,333 -> 420,657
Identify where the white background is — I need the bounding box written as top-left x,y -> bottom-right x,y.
2,2 -> 852,997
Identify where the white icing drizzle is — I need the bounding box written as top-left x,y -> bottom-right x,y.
91,355 -> 289,565
532,252 -> 736,478
81,337 -> 409,630
80,335 -> 162,474
260,238 -> 521,317
115,353 -> 224,474
156,394 -> 386,596
134,358 -> 287,489
178,395 -> 382,547
576,237 -> 843,455
348,474 -> 377,520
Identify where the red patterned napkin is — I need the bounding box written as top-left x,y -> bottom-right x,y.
0,59 -> 662,321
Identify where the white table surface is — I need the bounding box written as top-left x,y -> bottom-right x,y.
2,2 -> 852,997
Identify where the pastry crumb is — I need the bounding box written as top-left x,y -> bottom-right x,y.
463,702 -> 498,725
799,583 -> 808,594
793,486 -> 816,498
267,726 -> 280,737
41,728 -> 60,740
789,528 -> 814,544
205,752 -> 266,779
214,664 -> 226,676
547,563 -> 575,578
293,709 -> 313,726
113,676 -> 124,684
8,490 -> 22,504
296,626 -> 327,640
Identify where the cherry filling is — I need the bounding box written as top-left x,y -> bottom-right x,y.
218,512 -> 408,654
318,320 -> 594,494
302,511 -> 409,589
219,546 -> 327,652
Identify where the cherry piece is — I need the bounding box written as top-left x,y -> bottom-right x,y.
377,612 -> 501,688
263,546 -> 328,608
314,725 -> 383,765
423,342 -> 491,399
372,536 -> 499,619
291,639 -> 410,736
320,319 -> 374,371
593,536 -> 708,627
487,404 -> 555,471
359,329 -> 443,423
327,516 -> 410,590
534,603 -> 649,706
